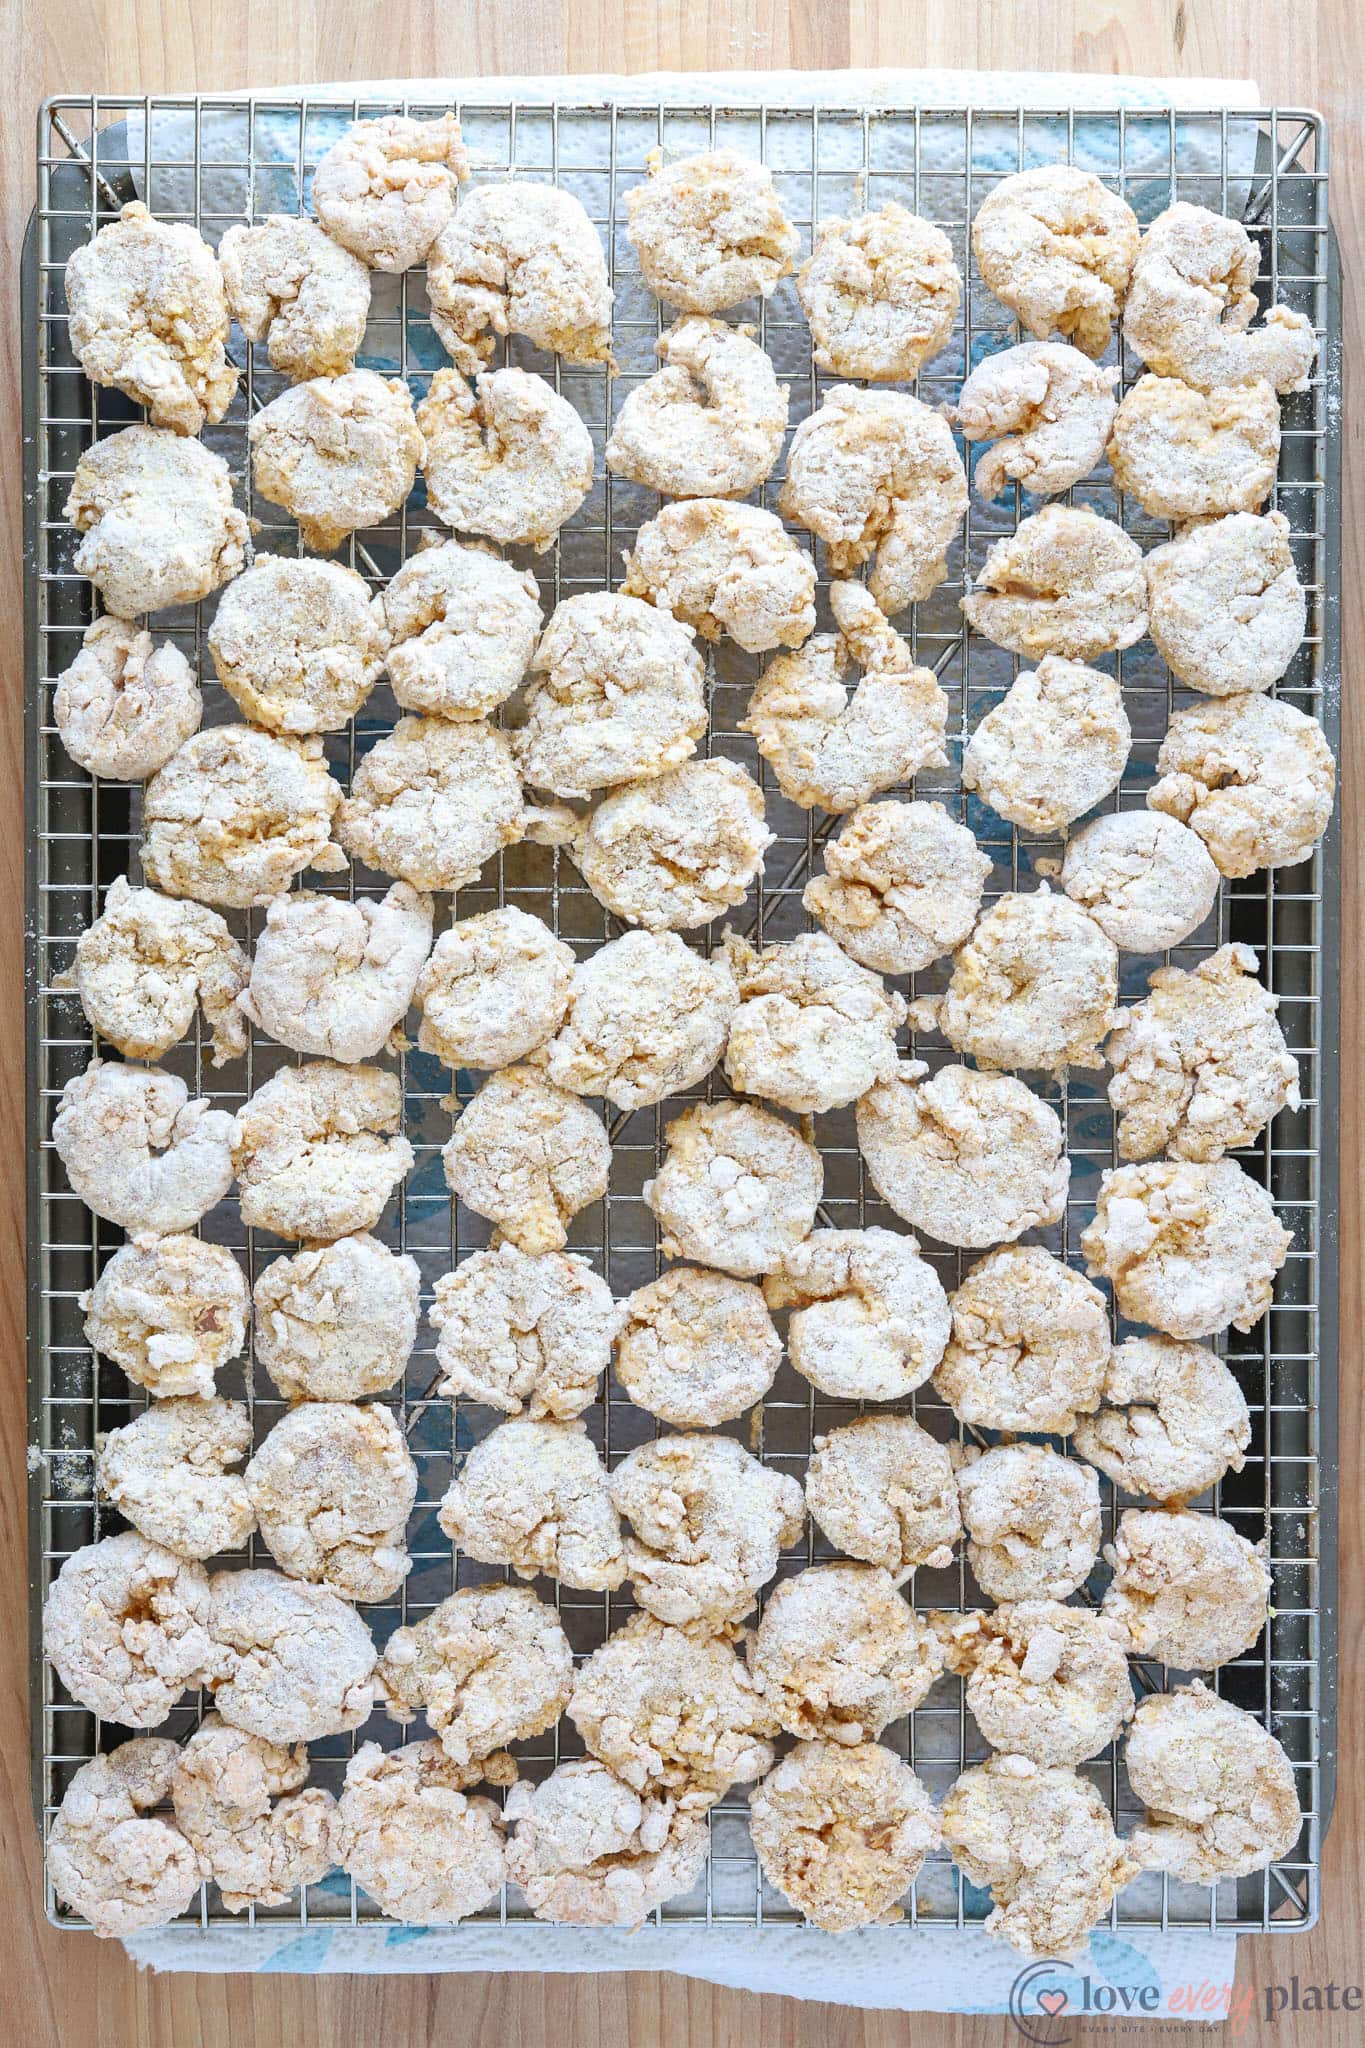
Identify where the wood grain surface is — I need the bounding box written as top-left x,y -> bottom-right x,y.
1,5 -> 1359,2044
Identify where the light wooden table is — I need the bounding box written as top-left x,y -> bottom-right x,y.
2,5 -> 1359,2044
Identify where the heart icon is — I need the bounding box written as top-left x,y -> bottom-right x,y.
1038,1991 -> 1069,2017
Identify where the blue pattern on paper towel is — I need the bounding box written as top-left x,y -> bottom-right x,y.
1089,1931 -> 1165,1997
264,1929 -> 336,1974
959,1877 -> 997,1922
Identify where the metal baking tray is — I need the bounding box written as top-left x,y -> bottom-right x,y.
25,91 -> 1340,1941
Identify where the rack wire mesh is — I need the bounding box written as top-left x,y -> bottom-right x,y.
25,91 -> 1339,1942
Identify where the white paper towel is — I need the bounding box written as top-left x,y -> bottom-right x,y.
125,1914 -> 1244,2023
118,66 -> 1259,2007
236,66 -> 1261,109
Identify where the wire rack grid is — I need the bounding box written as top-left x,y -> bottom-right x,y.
25,91 -> 1338,1942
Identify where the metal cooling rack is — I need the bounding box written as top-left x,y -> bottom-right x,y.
25,91 -> 1339,1943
